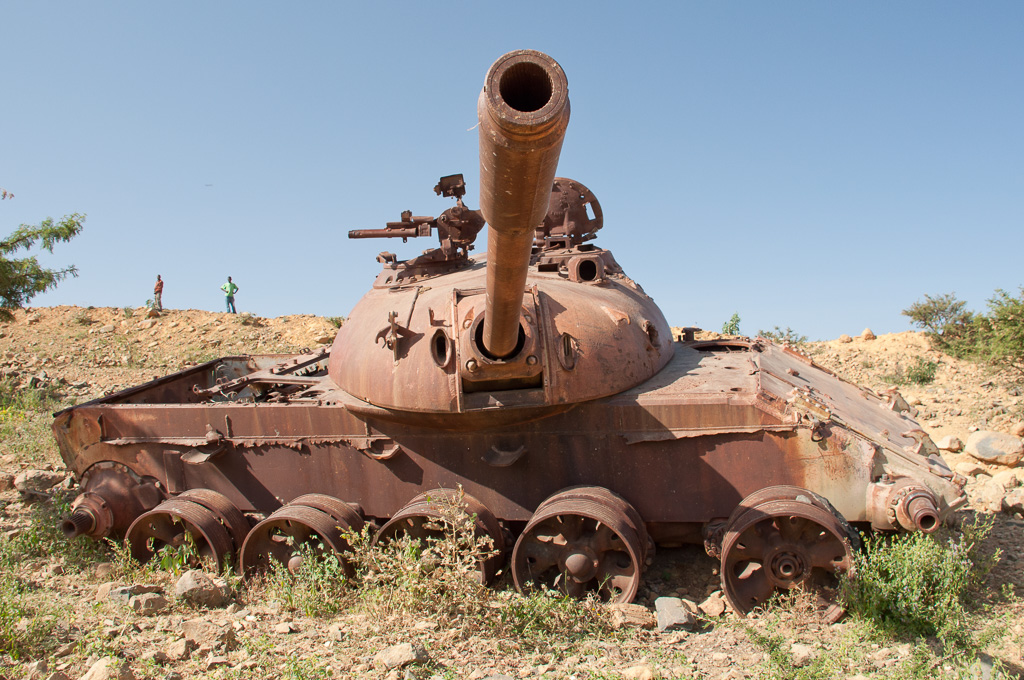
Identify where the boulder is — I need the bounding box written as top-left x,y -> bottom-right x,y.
991,469 -> 1023,490
954,461 -> 989,477
654,597 -> 696,632
605,602 -> 655,630
621,665 -> 657,680
861,328 -> 876,341
129,593 -> 168,615
0,472 -> 14,492
180,618 -> 236,650
1003,488 -> 1024,514
373,642 -> 429,670
1011,422 -> 1024,438
14,469 -> 66,494
166,638 -> 195,661
838,334 -> 853,344
699,592 -> 727,617
978,481 -> 1007,514
936,435 -> 964,453
174,569 -> 228,608
790,643 -> 816,667
965,431 -> 1024,467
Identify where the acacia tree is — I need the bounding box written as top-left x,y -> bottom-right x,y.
0,213 -> 86,321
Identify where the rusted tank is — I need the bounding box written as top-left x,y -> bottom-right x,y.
53,49 -> 966,616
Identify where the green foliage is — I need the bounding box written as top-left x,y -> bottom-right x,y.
882,357 -> 940,386
902,292 -> 986,358
758,326 -> 809,346
0,214 -> 85,321
122,306 -> 134,319
326,316 -> 345,328
841,516 -> 999,649
153,531 -> 200,576
264,541 -> 352,617
980,287 -> 1024,379
721,312 -> 742,335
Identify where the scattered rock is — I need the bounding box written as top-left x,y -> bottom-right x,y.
654,597 -> 696,631
955,460 -> 989,477
146,308 -> 161,319
699,592 -> 727,617
605,602 -> 655,629
45,672 -> 72,680
104,584 -> 162,605
1003,488 -> 1024,514
274,621 -> 297,634
374,642 -> 429,670
25,659 -> 48,679
94,562 -> 114,579
621,664 -> 657,680
0,472 -> 15,491
861,328 -> 876,341
790,643 -> 816,667
166,638 -> 195,661
315,334 -> 333,344
936,435 -> 964,453
78,657 -> 136,680
206,656 -> 229,670
139,319 -> 157,330
14,469 -> 66,493
180,618 -> 236,650
1011,422 -> 1024,438
98,324 -> 115,334
129,593 -> 168,615
140,650 -> 169,665
992,469 -> 1023,490
979,481 -> 1008,513
965,430 -> 1024,467
838,334 -> 852,343
174,569 -> 228,608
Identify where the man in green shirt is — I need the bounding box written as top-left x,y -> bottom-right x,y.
221,276 -> 238,313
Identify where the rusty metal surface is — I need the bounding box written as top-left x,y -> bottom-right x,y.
53,49 -> 970,608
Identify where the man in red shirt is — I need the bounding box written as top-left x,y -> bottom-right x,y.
154,275 -> 164,311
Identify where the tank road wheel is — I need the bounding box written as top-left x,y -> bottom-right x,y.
240,495 -> 364,576
720,497 -> 857,622
126,498 -> 235,570
375,489 -> 505,584
511,487 -> 648,603
177,489 -> 251,553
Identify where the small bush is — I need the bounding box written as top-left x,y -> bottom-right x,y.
71,309 -> 93,326
842,516 -> 999,648
758,326 -> 809,346
980,287 -> 1024,380
263,542 -> 352,617
882,357 -> 939,386
326,316 -> 345,328
902,292 -> 987,359
122,306 -> 134,319
721,312 -> 742,335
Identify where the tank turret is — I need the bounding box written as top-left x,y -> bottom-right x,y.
327,50 -> 674,423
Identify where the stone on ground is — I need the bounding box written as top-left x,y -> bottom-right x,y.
936,435 -> 964,452
699,592 -> 727,617
654,597 -> 696,631
965,430 -> 1024,467
78,658 -> 135,680
374,642 -> 429,670
174,569 -> 229,607
129,592 -> 168,615
605,602 -> 655,629
14,469 -> 66,493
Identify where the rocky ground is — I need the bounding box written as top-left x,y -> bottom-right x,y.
0,309 -> 1022,680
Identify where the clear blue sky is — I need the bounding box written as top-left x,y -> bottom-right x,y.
3,2 -> 1022,340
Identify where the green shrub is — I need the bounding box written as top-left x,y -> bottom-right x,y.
758,326 -> 809,346
842,517 -> 999,648
980,287 -> 1024,380
902,292 -> 987,358
326,316 -> 345,328
263,542 -> 352,617
721,312 -> 742,335
882,357 -> 939,386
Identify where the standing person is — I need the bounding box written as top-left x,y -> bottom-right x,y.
220,276 -> 238,313
153,275 -> 163,311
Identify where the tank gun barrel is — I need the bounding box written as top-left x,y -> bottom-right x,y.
478,50 -> 570,359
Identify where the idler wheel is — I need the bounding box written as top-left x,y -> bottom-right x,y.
720,497 -> 856,622
240,496 -> 362,576
511,487 -> 647,603
375,489 -> 505,584
177,489 -> 250,553
126,498 -> 235,571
